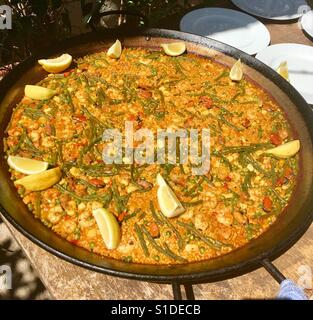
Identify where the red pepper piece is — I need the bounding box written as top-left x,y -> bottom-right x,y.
263,196 -> 273,212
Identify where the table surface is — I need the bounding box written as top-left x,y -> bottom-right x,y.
3,0 -> 313,300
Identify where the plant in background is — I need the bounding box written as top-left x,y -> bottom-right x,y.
81,0 -> 214,29
123,0 -> 198,26
0,0 -> 71,68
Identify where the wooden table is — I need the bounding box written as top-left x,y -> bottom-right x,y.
2,1 -> 313,300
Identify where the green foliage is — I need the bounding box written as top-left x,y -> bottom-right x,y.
124,0 -> 216,26
82,0 -> 214,28
0,0 -> 71,66
124,0 -> 190,26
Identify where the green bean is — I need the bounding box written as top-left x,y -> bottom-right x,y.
34,192 -> 41,218
24,108 -> 51,120
221,190 -> 240,211
157,211 -> 184,251
138,211 -> 146,220
222,143 -> 273,154
57,141 -> 63,163
214,70 -> 229,82
186,91 -> 207,97
136,62 -> 157,77
48,152 -> 58,166
141,225 -> 186,263
185,177 -> 204,197
179,164 -> 185,174
242,171 -> 256,192
239,99 -> 262,105
212,150 -> 233,170
202,174 -> 214,186
96,87 -> 106,105
111,180 -> 130,214
134,223 -> 149,257
80,164 -> 119,177
35,100 -> 47,109
121,75 -> 138,102
50,124 -> 56,136
81,106 -> 106,128
63,89 -> 75,113
85,73 -> 119,91
161,79 -> 182,88
79,136 -> 102,164
176,221 -> 233,250
268,159 -> 278,185
124,208 -> 141,221
268,187 -> 287,206
176,110 -> 185,117
47,101 -> 58,117
80,74 -> 91,91
218,114 -> 243,132
141,98 -> 160,116
231,91 -> 242,101
219,106 -> 233,116
177,55 -> 201,67
110,99 -> 123,105
11,128 -> 26,153
172,59 -> 186,78
161,163 -> 175,178
144,52 -> 161,60
287,157 -> 298,172
155,89 -> 165,105
23,134 -> 43,155
245,223 -> 260,240
76,178 -> 99,190
130,163 -> 135,182
240,153 -> 267,175
149,201 -> 164,225
55,184 -> 112,205
162,243 -> 187,263
181,200 -> 203,207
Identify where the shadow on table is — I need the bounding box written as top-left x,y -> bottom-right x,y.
0,218 -> 49,300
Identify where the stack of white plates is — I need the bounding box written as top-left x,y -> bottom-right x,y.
180,8 -> 271,55
301,10 -> 313,38
231,0 -> 310,21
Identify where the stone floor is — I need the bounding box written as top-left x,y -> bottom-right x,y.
0,219 -> 50,299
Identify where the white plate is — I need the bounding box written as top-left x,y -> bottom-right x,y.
179,8 -> 270,55
301,10 -> 313,38
232,0 -> 310,21
256,44 -> 313,104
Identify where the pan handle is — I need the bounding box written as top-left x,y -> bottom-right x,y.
262,259 -> 307,300
262,259 -> 286,283
171,283 -> 195,300
171,259 -> 286,300
171,260 -> 306,300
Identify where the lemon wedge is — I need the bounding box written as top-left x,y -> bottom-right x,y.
263,140 -> 300,158
92,208 -> 121,249
230,59 -> 243,81
276,61 -> 289,81
160,42 -> 186,56
157,174 -> 185,218
14,167 -> 62,191
107,39 -> 122,59
25,85 -> 56,100
8,156 -> 48,175
38,53 -> 72,73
